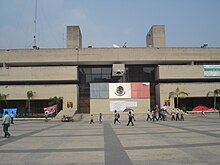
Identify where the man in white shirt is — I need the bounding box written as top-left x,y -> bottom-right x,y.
2,111 -> 11,138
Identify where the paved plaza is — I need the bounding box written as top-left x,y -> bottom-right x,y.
0,115 -> 220,165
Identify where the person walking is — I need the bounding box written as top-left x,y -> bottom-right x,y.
171,109 -> 176,121
10,111 -> 15,124
161,110 -> 165,121
90,114 -> 95,124
146,109 -> 152,121
114,110 -> 121,124
152,109 -> 157,122
127,111 -> 134,126
2,111 -> 11,138
99,113 -> 102,124
175,109 -> 180,121
180,109 -> 184,121
131,110 -> 136,121
201,109 -> 206,117
45,111 -> 49,122
155,105 -> 160,121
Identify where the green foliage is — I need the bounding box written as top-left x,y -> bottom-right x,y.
27,91 -> 36,99
168,88 -> 189,108
206,89 -> 220,109
26,90 -> 36,115
48,96 -> 63,106
0,93 -> 9,107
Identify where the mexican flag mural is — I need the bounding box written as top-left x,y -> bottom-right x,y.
90,82 -> 150,113
90,82 -> 150,99
109,83 -> 131,98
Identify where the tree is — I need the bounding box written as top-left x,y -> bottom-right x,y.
169,88 -> 189,108
206,89 -> 220,109
48,96 -> 63,113
27,90 -> 36,115
0,93 -> 9,108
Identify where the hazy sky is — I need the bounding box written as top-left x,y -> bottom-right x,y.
0,0 -> 220,49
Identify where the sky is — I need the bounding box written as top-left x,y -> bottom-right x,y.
0,0 -> 220,49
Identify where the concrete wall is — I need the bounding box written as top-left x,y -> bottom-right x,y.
155,83 -> 220,108
0,66 -> 77,81
0,47 -> 220,114
1,48 -> 220,66
90,98 -> 150,114
0,84 -> 78,111
155,65 -> 217,80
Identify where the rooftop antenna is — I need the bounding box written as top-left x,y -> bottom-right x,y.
123,42 -> 127,48
33,0 -> 39,49
201,43 -> 208,48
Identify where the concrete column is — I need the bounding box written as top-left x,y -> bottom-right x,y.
146,25 -> 166,48
66,26 -> 82,49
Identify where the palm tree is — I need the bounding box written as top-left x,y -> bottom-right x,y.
169,88 -> 189,108
206,89 -> 220,109
27,90 -> 36,115
0,93 -> 9,108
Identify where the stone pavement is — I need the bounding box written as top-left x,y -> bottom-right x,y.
0,116 -> 220,165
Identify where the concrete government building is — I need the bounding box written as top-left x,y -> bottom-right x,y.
0,25 -> 220,117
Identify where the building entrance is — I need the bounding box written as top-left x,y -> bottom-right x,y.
78,65 -> 156,113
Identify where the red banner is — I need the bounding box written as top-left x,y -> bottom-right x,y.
44,104 -> 58,114
131,82 -> 150,98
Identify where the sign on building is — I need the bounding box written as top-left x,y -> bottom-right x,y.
204,65 -> 220,77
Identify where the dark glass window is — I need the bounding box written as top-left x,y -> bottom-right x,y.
83,68 -> 91,74
102,67 -> 111,74
92,74 -> 102,82
86,75 -> 92,83
102,74 -> 111,80
125,65 -> 155,82
92,68 -> 101,74
79,65 -> 156,85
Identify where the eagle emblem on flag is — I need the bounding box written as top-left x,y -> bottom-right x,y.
115,86 -> 126,96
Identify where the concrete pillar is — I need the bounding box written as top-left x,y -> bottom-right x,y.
146,25 -> 166,48
66,26 -> 82,49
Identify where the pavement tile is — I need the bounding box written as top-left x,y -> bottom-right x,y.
0,116 -> 220,165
